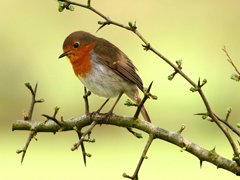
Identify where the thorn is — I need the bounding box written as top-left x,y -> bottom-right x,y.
194,113 -> 206,116
87,0 -> 91,6
96,22 -> 110,33
41,114 -> 63,127
198,77 -> 201,87
147,81 -> 153,93
200,160 -> 203,168
80,143 -> 87,166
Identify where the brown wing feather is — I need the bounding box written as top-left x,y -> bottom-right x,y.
94,37 -> 144,92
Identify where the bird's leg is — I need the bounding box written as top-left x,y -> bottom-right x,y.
100,92 -> 124,123
88,98 -> 109,122
88,92 -> 124,123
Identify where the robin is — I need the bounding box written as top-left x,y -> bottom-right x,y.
59,31 -> 151,123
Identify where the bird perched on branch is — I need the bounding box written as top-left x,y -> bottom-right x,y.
59,31 -> 151,123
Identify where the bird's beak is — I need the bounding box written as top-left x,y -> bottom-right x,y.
59,51 -> 70,59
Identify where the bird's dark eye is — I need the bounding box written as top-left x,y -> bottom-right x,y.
73,42 -> 79,48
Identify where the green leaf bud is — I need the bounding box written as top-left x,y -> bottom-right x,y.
232,156 -> 239,160
68,4 -> 75,11
16,149 -> 22,154
230,73 -> 240,82
98,21 -> 103,25
203,78 -> 207,83
122,173 -> 128,178
136,133 -> 143,138
24,82 -> 32,89
176,59 -> 182,66
58,6 -> 64,12
54,105 -> 60,111
87,90 -> 91,96
124,99 -> 132,107
58,1 -> 68,6
90,138 -> 95,143
190,87 -> 195,92
128,21 -> 133,27
227,107 -> 232,113
168,74 -> 174,81
86,153 -> 92,157
152,95 -> 158,100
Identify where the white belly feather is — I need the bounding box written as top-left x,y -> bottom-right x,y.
78,52 -> 137,101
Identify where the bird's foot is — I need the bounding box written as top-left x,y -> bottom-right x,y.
99,111 -> 114,124
87,110 -> 114,124
87,111 -> 102,122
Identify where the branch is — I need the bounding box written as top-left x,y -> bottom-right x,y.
12,115 -> 240,175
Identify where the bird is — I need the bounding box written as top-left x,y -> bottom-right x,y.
59,31 -> 151,123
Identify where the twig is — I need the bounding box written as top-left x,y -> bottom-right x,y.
27,82 -> 38,120
23,81 -> 45,120
222,46 -> 240,75
83,87 -> 90,114
16,131 -> 35,164
41,114 -> 63,127
196,112 -> 240,137
126,127 -> 143,138
134,81 -> 153,120
131,134 -> 154,179
77,131 -> 87,166
72,120 -> 97,150
214,113 -> 240,137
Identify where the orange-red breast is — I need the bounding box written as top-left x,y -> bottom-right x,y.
59,31 -> 151,123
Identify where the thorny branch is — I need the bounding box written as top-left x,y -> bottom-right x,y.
12,117 -> 240,175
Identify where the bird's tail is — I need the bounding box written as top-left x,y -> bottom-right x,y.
140,104 -> 151,123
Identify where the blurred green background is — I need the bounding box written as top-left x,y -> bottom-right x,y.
1,0 -> 240,179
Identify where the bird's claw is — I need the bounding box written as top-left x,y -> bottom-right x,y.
87,111 -> 113,123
